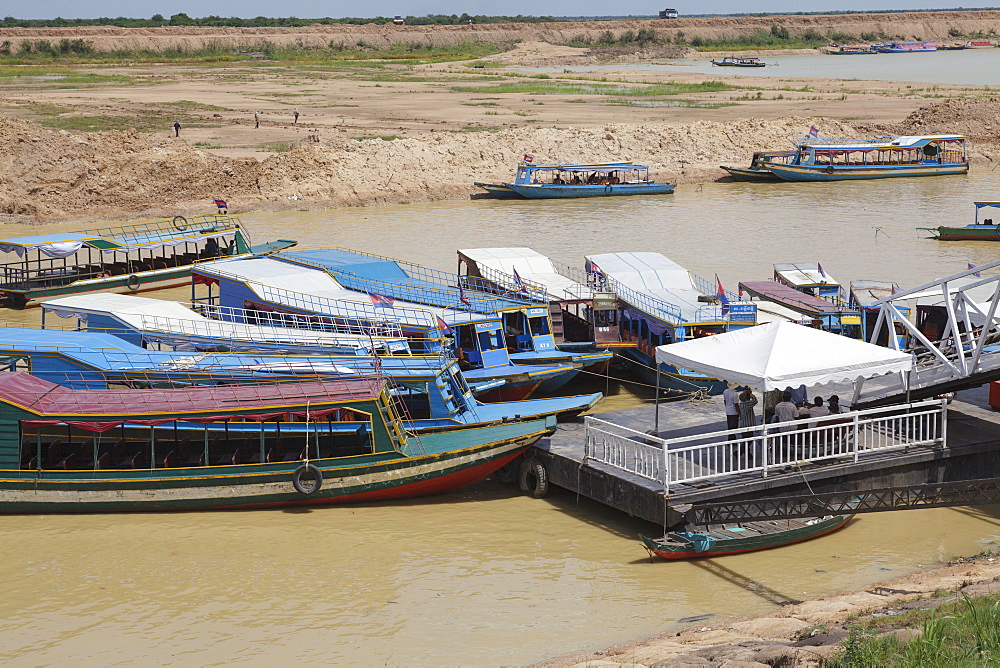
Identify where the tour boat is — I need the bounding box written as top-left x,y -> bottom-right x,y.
0,372 -> 556,513
0,215 -> 294,309
710,56 -> 766,67
827,45 -> 877,55
965,40 -> 993,49
720,150 -> 795,181
737,280 -> 861,338
584,252 -> 757,395
919,201 -> 1000,241
772,262 -> 845,304
640,515 -> 852,560
763,134 -> 968,182
479,161 -> 674,199
873,41 -> 936,53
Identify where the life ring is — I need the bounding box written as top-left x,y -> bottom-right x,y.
518,458 -> 549,498
127,274 -> 140,291
292,463 -> 323,495
605,184 -> 612,194
173,215 -> 190,231
825,165 -> 835,174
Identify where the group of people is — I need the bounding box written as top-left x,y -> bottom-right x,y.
723,383 -> 845,439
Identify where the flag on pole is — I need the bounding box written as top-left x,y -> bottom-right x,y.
437,316 -> 453,335
458,283 -> 471,306
369,292 -> 395,307
214,199 -> 228,212
817,262 -> 827,279
588,260 -> 604,276
808,125 -> 819,138
969,263 -> 981,277
522,153 -> 534,164
716,274 -> 730,317
512,267 -> 529,293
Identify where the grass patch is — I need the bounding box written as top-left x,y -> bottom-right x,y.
164,100 -> 225,109
449,80 -> 731,96
25,101 -> 216,133
260,142 -> 293,152
829,593 -> 1000,667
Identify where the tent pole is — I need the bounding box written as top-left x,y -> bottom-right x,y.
654,361 -> 661,435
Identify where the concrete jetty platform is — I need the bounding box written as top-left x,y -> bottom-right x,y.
533,386 -> 1000,529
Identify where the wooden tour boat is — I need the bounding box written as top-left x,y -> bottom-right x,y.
0,371 -> 557,513
478,161 -> 675,199
0,215 -> 294,309
919,202 -> 1000,241
763,134 -> 968,182
873,41 -> 936,53
640,515 -> 852,560
827,45 -> 877,55
721,151 -> 795,182
710,56 -> 766,67
965,40 -> 993,48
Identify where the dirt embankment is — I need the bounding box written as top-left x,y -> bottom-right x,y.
2,97 -> 998,224
3,10 -> 1000,54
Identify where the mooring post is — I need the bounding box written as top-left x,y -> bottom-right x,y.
853,411 -> 860,462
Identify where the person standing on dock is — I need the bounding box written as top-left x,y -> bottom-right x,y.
737,389 -> 758,440
723,382 -> 740,439
763,388 -> 781,425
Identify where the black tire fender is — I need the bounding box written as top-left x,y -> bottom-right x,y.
127,274 -> 141,291
173,215 -> 190,231
518,458 -> 549,498
292,463 -> 323,495
494,457 -> 521,484
825,164 -> 835,174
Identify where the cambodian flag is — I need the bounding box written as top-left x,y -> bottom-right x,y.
817,262 -> 827,278
969,263 -> 981,277
214,199 -> 228,210
522,153 -> 534,163
369,292 -> 395,307
458,283 -> 471,306
716,274 -> 730,316
437,316 -> 453,335
808,125 -> 819,137
512,266 -> 529,293
588,260 -> 604,276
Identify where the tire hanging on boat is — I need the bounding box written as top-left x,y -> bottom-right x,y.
518,458 -> 548,498
494,457 -> 521,484
127,274 -> 141,291
172,215 -> 190,231
292,463 -> 323,495
825,164 -> 835,174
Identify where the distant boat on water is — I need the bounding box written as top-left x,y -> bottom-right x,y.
827,45 -> 877,55
965,40 -> 994,48
477,160 -> 675,199
720,150 -> 795,181
710,56 -> 766,67
919,201 -> 1000,241
873,41 -> 936,53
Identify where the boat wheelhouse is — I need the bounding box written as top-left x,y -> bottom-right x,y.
764,134 -> 968,182
919,202 -> 1000,241
190,256 -> 580,401
457,247 -> 627,361
585,252 -> 757,395
0,371 -> 557,513
0,215 -> 293,309
874,41 -> 936,52
848,280 -> 908,348
773,262 -> 845,304
710,56 -> 766,67
737,280 -> 861,338
481,161 -> 674,199
720,150 -> 795,182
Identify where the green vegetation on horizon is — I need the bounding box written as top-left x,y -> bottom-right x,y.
0,14 -> 556,28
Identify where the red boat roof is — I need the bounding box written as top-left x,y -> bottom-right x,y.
0,373 -> 383,419
739,281 -> 855,316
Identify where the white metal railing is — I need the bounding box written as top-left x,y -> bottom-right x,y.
584,398 -> 947,494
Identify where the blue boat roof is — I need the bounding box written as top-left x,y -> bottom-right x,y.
282,249 -> 531,311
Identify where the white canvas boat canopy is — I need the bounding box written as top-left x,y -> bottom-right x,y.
654,321 -> 912,391
0,229 -> 234,258
196,257 -> 485,327
458,247 -> 590,300
587,251 -> 708,320
773,262 -> 839,288
40,293 -> 411,353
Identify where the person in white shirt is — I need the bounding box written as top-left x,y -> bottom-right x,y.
773,392 -> 799,432
802,397 -> 831,419
722,382 -> 740,439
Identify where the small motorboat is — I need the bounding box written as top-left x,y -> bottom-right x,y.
710,56 -> 766,67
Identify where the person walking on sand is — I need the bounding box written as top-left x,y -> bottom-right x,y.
293,109 -> 299,124
173,120 -> 180,137
254,112 -> 259,129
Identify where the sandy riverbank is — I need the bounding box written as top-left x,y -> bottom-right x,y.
542,549 -> 1000,667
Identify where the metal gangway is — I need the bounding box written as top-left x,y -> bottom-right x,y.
858,259 -> 1000,405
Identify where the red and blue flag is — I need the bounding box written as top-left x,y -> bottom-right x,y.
716,274 -> 730,316
214,199 -> 228,210
969,263 -> 981,277
522,153 -> 534,164
368,292 -> 395,307
437,316 -> 453,335
808,125 -> 819,137
512,267 -> 529,293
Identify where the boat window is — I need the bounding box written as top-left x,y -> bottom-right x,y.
478,328 -> 504,351
528,316 -> 550,336
457,325 -> 476,350
503,312 -> 524,336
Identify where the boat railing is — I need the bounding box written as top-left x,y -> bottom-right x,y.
606,277 -> 683,325
314,247 -> 546,306
549,259 -> 606,299
794,136 -> 896,147
585,398 -> 947,494
463,263 -> 549,302
78,215 -> 242,243
192,302 -> 407,340
688,271 -> 738,303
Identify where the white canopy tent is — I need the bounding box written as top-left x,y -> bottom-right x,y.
654,321 -> 913,392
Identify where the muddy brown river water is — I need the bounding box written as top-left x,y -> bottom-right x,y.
3,171 -> 1000,665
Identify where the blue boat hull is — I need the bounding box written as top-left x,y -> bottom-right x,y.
504,183 -> 675,199
766,162 -> 968,182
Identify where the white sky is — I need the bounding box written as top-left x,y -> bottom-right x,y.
8,2 -> 995,20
